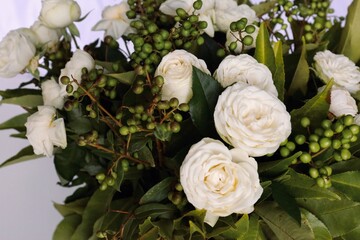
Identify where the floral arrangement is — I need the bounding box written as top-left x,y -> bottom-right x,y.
1,0 -> 360,239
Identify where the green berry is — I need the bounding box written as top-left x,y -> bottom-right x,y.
243,35 -> 254,46
344,115 -> 354,126
342,129 -> 353,139
319,138 -> 331,149
99,182 -> 108,191
286,141 -> 296,151
96,173 -> 106,181
193,0 -> 202,10
300,152 -> 312,163
332,139 -> 341,149
301,117 -> 311,128
60,76 -> 70,85
309,142 -> 320,153
333,122 -> 344,133
295,135 -> 306,145
245,25 -> 256,34
119,126 -> 130,136
340,148 -> 351,160
321,119 -> 332,129
280,147 -> 290,157
316,177 -> 325,188
350,125 -> 360,135
309,168 -> 319,178
175,183 -> 183,192
309,134 -> 319,142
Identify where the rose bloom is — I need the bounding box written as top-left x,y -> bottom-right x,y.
92,2 -> 134,39
25,106 -> 67,157
319,85 -> 358,117
0,28 -> 37,78
159,0 -> 216,37
59,49 -> 95,95
155,49 -> 210,104
314,50 -> 360,94
214,54 -> 277,96
42,78 -> 67,109
226,26 -> 259,54
39,0 -> 81,28
31,20 -> 61,51
180,138 -> 263,227
214,83 -> 291,157
354,114 -> 360,126
214,1 -> 258,32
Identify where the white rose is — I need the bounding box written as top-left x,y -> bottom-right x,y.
25,106 -> 67,157
0,28 -> 37,78
214,83 -> 291,157
354,114 -> 360,126
214,2 -> 258,32
42,78 -> 67,109
39,0 -> 81,28
318,85 -> 357,117
160,0 -> 216,37
314,50 -> 360,94
226,25 -> 259,53
155,49 -> 210,103
59,49 -> 95,95
180,138 -> 263,227
31,20 -> 61,51
214,54 -> 277,96
92,2 -> 134,39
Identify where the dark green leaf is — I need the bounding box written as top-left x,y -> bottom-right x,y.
272,181 -> 301,224
135,203 -> 178,219
301,209 -> 332,240
241,214 -> 266,240
221,214 -> 249,239
273,41 -> 286,101
54,198 -> 89,217
288,39 -> 309,96
0,88 -> 41,99
255,22 -> 276,76
258,151 -> 302,178
106,71 -> 135,85
331,157 -> 360,174
297,194 -> 360,237
71,188 -> 115,240
252,0 -> 277,16
290,80 -> 332,133
321,22 -> 342,52
255,201 -> 314,240
67,108 -> 93,135
0,145 -> 41,168
331,171 -> 360,201
189,67 -> 222,137
0,95 -> 43,108
122,218 -> 143,240
189,220 -> 206,239
139,177 -> 176,204
281,169 -> 340,200
338,0 -> 360,63
137,146 -> 155,167
0,113 -> 30,131
53,214 -> 82,240
341,225 -> 360,240
139,226 -> 159,240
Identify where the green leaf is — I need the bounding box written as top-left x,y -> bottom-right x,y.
255,201 -> 314,240
258,151 -> 302,178
105,71 -> 135,85
341,225 -> 360,240
189,220 -> 206,239
338,0 -> 360,63
221,214 -> 249,239
255,22 -> 276,76
137,145 -> 155,167
287,39 -> 309,96
54,198 -> 89,217
331,171 -> 360,202
0,95 -> 43,108
0,145 -> 41,168
273,41 -> 286,101
71,188 -> 115,240
68,23 -> 80,37
67,108 -> 93,135
134,203 -> 178,219
272,181 -> 301,225
53,214 -> 82,240
252,0 -> 277,16
297,194 -> 360,237
301,209 -> 332,240
189,67 -> 222,137
241,214 -> 266,240
0,113 -> 30,131
139,177 -> 176,204
0,88 -> 41,99
122,218 -> 143,240
290,80 -> 332,133
281,169 -> 340,200
331,157 -> 360,174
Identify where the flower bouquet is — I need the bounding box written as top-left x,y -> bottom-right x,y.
1,0 -> 360,239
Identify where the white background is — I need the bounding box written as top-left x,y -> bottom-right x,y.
0,1 -> 352,239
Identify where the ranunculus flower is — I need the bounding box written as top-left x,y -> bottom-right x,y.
159,0 -> 216,37
314,50 -> 360,94
25,106 -> 67,157
42,78 -> 67,109
92,2 -> 134,39
39,0 -> 81,28
31,20 -> 61,51
155,49 -> 210,104
0,28 -> 37,78
214,2 -> 258,32
180,138 -> 263,227
214,83 -> 291,157
319,85 -> 358,117
226,25 -> 259,54
59,49 -> 95,95
214,54 -> 277,96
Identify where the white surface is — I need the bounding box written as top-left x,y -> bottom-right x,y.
0,0 -> 352,240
